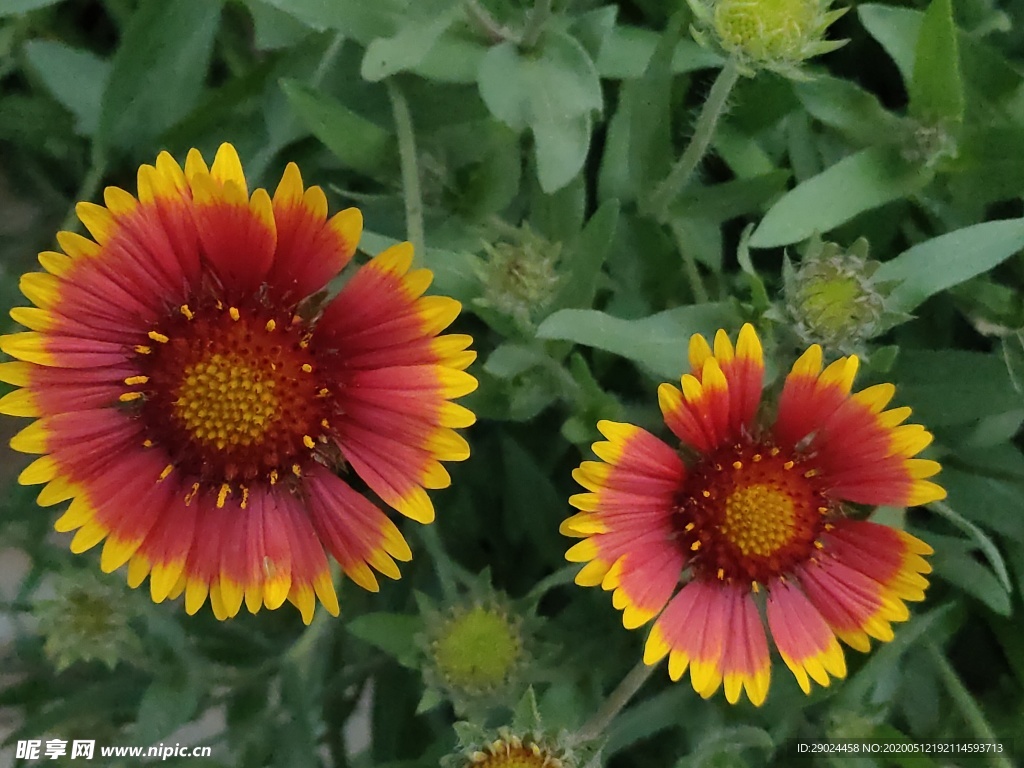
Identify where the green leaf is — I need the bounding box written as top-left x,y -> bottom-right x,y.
940,469 -> 1024,543
0,0 -> 61,16
23,41 -> 109,137
477,31 -> 601,191
477,33 -> 601,130
346,612 -> 421,665
99,0 -> 223,155
933,544 -> 1012,615
133,675 -> 201,744
893,349 -> 1020,426
750,145 -> 932,248
909,0 -> 963,123
859,4 -> 1022,112
412,31 -> 487,83
793,75 -> 907,147
669,171 -> 791,224
874,218 -> 1024,313
533,111 -> 592,194
536,303 -> 741,380
360,0 -> 458,81
242,0 -> 313,50
551,200 -> 619,310
259,0 -> 402,43
569,5 -> 618,62
280,79 -> 394,176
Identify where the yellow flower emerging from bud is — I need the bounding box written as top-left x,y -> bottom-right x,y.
690,0 -> 848,77
431,602 -> 523,694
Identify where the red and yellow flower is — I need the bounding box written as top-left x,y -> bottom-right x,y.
561,324 -> 942,705
1,143 -> 477,623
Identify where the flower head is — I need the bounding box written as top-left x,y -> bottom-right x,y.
690,0 -> 847,78
2,143 -> 477,624
562,324 -> 942,705
442,689 -> 581,768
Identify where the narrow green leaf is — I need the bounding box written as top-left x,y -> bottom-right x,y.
670,171 -> 791,224
551,200 -> 619,310
280,79 -> 394,176
859,4 -> 1021,112
893,350 -> 1020,426
750,145 -> 932,249
909,0 -> 963,123
360,0 -> 458,81
99,0 -> 222,154
793,75 -> 907,147
23,40 -> 109,137
346,612 -> 421,664
874,218 -> 1024,313
1001,329 -> 1024,397
536,303 -> 740,379
931,501 -> 1013,597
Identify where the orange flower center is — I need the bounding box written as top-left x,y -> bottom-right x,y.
132,302 -> 335,502
676,442 -> 830,586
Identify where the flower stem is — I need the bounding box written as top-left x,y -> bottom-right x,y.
520,0 -> 553,49
464,0 -> 520,43
646,57 -> 742,221
926,641 -> 1013,768
386,79 -> 425,262
574,659 -> 656,744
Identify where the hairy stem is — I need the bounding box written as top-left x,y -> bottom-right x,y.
926,642 -> 1013,768
520,0 -> 554,49
647,57 -> 742,220
386,79 -> 425,262
575,660 -> 656,744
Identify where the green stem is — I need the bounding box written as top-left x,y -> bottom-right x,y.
59,148 -> 108,235
646,57 -> 742,221
386,79 -> 425,262
464,0 -> 519,43
574,660 -> 656,744
525,565 -> 577,603
926,641 -> 1013,768
520,0 -> 553,49
669,220 -> 710,304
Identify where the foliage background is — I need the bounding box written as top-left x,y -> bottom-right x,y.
1,0 -> 1023,765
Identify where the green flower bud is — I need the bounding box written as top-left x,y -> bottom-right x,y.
784,237 -> 891,352
690,0 -> 848,78
431,602 -> 523,694
34,572 -> 143,672
476,226 -> 561,329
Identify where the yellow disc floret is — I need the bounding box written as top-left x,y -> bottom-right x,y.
721,483 -> 798,558
175,352 -> 280,449
433,605 -> 522,693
